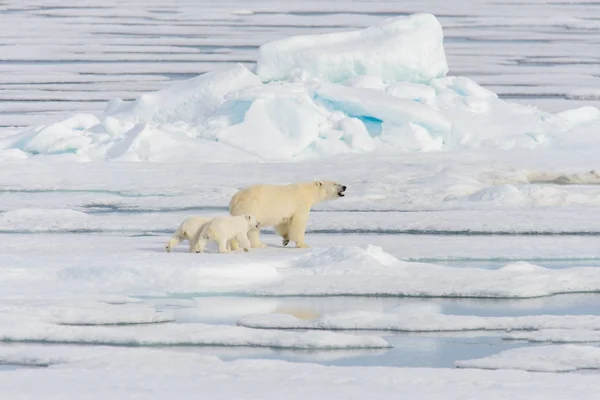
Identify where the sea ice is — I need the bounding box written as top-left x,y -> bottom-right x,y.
0,301 -> 174,326
455,345 -> 600,372
503,329 -> 600,343
249,246 -> 600,298
0,314 -> 389,349
238,306 -> 600,332
2,14 -> 600,161
1,345 -> 600,399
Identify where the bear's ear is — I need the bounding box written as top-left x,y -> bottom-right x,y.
316,181 -> 323,187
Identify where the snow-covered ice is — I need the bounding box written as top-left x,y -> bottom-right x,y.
238,305 -> 600,332
3,0 -> 600,396
0,314 -> 389,349
3,345 -> 600,399
456,345 -> 600,373
503,329 -> 600,344
249,247 -> 600,298
0,300 -> 175,326
4,234 -> 600,299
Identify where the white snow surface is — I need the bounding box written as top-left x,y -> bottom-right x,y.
3,233 -> 600,300
249,247 -> 600,298
2,13 -> 600,161
456,345 -> 600,372
3,345 -> 600,399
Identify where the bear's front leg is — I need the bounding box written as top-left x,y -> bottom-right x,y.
235,233 -> 252,253
288,210 -> 310,249
248,228 -> 268,248
217,239 -> 231,253
165,235 -> 182,253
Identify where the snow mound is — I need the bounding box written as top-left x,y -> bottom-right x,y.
256,13 -> 448,83
0,314 -> 390,349
455,345 -> 600,372
294,245 -> 399,270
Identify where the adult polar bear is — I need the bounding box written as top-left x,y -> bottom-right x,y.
229,180 -> 347,249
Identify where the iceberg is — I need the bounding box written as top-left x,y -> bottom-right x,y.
1,13 -> 599,162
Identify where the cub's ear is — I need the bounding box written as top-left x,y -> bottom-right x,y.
246,215 -> 251,221
316,181 -> 323,187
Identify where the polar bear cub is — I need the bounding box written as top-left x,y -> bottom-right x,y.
165,216 -> 212,253
229,180 -> 346,249
192,214 -> 260,254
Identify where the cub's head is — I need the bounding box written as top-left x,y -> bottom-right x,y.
315,180 -> 347,201
243,214 -> 260,229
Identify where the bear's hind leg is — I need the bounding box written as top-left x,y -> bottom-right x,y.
274,222 -> 290,247
192,236 -> 208,253
248,228 -> 268,248
288,211 -> 310,249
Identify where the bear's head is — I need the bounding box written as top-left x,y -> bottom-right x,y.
243,214 -> 260,229
315,180 -> 347,201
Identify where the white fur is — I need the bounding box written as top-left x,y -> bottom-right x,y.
165,216 -> 212,253
192,214 -> 260,254
229,180 -> 346,249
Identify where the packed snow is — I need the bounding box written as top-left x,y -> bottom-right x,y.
456,345 -> 600,372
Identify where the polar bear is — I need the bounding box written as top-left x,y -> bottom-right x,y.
229,180 -> 346,249
192,214 -> 260,254
165,216 -> 212,253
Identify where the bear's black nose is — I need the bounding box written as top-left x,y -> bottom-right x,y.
342,185 -> 347,191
